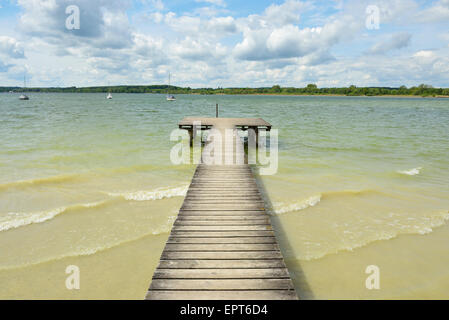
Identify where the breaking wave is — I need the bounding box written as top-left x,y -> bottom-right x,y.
0,174 -> 80,191
272,195 -> 322,215
269,189 -> 381,215
0,215 -> 177,271
0,201 -> 106,232
289,210 -> 449,261
398,167 -> 422,176
0,185 -> 187,233
107,186 -> 188,201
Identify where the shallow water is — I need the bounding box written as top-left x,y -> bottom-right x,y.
0,93 -> 448,299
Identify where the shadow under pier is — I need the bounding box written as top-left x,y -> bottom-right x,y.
253,172 -> 315,300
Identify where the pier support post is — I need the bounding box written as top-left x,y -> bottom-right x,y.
249,126 -> 259,148
188,127 -> 193,147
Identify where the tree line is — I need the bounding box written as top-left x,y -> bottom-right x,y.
1,84 -> 448,97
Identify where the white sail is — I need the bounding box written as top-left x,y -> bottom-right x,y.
106,82 -> 112,99
19,74 -> 29,100
166,72 -> 176,101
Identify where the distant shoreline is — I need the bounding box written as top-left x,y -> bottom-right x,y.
3,91 -> 449,98
216,93 -> 449,98
3,83 -> 449,98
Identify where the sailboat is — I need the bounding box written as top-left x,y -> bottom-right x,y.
106,82 -> 112,99
19,75 -> 29,100
166,72 -> 176,101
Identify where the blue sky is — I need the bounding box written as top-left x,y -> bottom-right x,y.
0,0 -> 449,88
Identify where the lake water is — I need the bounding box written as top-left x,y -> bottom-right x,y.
0,93 -> 448,299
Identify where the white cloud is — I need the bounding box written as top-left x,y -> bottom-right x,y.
172,37 -> 227,61
413,50 -> 437,60
366,32 -> 411,55
266,25 -> 323,58
234,12 -> 360,63
264,0 -> 308,26
416,0 -> 449,23
17,0 -> 133,47
195,0 -> 226,7
0,36 -> 25,59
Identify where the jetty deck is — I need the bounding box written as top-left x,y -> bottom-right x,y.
178,117 -> 272,130
145,118 -> 298,300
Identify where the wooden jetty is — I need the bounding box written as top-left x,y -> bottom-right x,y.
145,118 -> 298,300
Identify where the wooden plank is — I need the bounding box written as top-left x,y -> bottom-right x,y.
153,268 -> 290,279
187,187 -> 260,190
185,196 -> 263,199
182,199 -> 265,205
174,221 -> 269,226
161,251 -> 283,260
190,182 -> 258,185
179,210 -> 267,216
170,231 -> 275,237
178,215 -> 268,218
157,259 -> 286,269
182,206 -> 266,211
183,200 -> 265,204
193,178 -> 255,180
167,237 -> 276,244
149,279 -> 294,290
186,193 -> 261,196
185,195 -> 263,199
172,225 -> 272,231
176,216 -> 269,221
163,243 -> 280,252
189,186 -> 258,189
182,205 -> 265,209
187,190 -> 260,193
146,290 -> 297,300
186,191 -> 261,194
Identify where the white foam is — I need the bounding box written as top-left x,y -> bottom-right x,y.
398,167 -> 422,176
272,195 -> 322,215
108,186 -> 188,201
294,210 -> 449,261
0,201 -> 105,232
0,212 -> 178,271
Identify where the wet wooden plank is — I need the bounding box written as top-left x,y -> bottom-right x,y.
167,237 -> 276,244
146,290 -> 298,300
179,210 -> 267,216
175,216 -> 270,221
163,243 -> 280,252
174,220 -> 270,226
172,225 -> 273,232
161,251 -> 283,260
153,268 -> 290,279
157,259 -> 286,269
181,206 -> 266,211
150,279 -> 294,290
170,231 -> 276,237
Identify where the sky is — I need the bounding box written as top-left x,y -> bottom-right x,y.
0,0 -> 448,88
